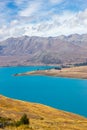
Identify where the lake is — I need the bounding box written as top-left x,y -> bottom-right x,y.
0,66 -> 87,117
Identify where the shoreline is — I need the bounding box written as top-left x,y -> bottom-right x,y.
0,64 -> 61,68
0,94 -> 87,118
14,66 -> 87,79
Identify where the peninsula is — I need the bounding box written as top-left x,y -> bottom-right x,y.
14,66 -> 87,79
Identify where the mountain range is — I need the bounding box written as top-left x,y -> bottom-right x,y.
0,34 -> 87,66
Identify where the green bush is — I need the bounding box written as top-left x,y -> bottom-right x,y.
15,114 -> 29,127
20,114 -> 29,125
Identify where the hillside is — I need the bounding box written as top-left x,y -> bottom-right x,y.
0,95 -> 87,130
0,34 -> 87,66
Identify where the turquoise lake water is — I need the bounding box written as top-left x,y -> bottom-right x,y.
0,66 -> 87,117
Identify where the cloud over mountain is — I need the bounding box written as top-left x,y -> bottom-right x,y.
0,0 -> 87,40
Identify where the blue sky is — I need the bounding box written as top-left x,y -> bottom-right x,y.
0,0 -> 87,40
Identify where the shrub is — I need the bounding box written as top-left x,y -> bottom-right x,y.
20,114 -> 29,125
15,114 -> 29,127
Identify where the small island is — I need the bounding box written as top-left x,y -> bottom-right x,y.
14,66 -> 87,79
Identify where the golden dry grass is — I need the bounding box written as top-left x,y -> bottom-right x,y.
16,66 -> 87,79
0,95 -> 87,130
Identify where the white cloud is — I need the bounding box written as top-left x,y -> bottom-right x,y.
9,9 -> 87,35
14,0 -> 27,6
0,0 -> 87,40
49,0 -> 64,4
19,1 -> 42,17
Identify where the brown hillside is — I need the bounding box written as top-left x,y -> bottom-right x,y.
0,95 -> 87,130
0,34 -> 87,66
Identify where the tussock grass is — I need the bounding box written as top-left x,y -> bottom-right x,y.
0,95 -> 87,130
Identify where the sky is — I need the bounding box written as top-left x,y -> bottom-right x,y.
0,0 -> 87,40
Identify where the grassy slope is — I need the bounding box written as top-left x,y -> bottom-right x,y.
0,95 -> 87,130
